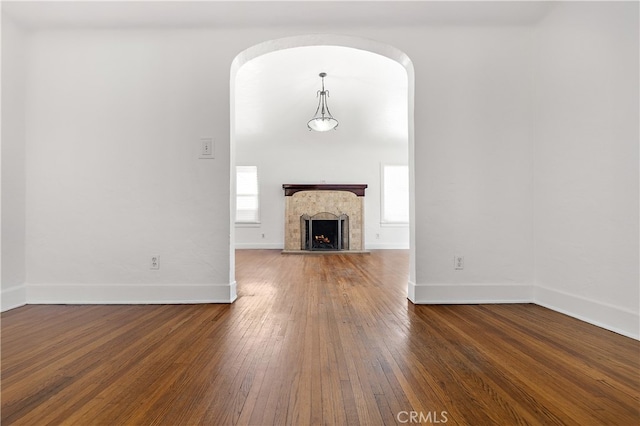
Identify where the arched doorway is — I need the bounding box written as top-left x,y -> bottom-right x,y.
229,35 -> 416,301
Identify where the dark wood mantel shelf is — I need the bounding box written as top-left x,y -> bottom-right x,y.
282,184 -> 368,197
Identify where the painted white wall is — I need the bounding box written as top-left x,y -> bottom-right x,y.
24,30 -> 237,303
1,14 -> 28,310
234,46 -> 409,250
533,2 -> 639,338
409,26 -> 535,303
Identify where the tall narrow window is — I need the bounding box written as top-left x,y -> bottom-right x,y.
382,164 -> 409,224
236,166 -> 259,223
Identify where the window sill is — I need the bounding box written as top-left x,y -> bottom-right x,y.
380,222 -> 409,228
235,222 -> 261,228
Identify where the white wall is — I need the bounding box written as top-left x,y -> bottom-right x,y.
533,2 -> 639,338
24,30 -> 237,303
1,14 -> 28,310
410,26 -> 535,303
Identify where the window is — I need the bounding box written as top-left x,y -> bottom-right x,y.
236,166 -> 259,223
382,164 -> 409,224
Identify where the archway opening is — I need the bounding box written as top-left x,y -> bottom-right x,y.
229,35 -> 416,301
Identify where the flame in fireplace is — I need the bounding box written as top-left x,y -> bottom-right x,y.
314,235 -> 331,244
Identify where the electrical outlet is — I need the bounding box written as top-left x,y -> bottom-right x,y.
454,255 -> 464,270
261,233 -> 265,239
199,138 -> 214,159
151,255 -> 160,270
376,233 -> 380,239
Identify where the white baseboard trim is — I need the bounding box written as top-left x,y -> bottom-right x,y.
235,243 -> 410,250
235,243 -> 283,250
26,283 -> 237,304
14,280 -> 639,339
1,285 -> 27,312
229,281 -> 238,303
407,281 -> 417,303
535,286 -> 639,340
409,283 -> 534,304
365,243 -> 410,250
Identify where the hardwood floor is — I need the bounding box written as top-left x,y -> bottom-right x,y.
2,250 -> 639,425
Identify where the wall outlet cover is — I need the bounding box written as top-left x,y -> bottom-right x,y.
454,255 -> 464,270
199,138 -> 215,159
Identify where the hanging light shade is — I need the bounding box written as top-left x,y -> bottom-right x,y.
307,72 -> 338,132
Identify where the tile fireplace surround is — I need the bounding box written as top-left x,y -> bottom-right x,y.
282,184 -> 367,252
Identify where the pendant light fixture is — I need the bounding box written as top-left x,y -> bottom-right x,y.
307,72 -> 339,132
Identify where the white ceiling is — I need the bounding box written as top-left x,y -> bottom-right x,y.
3,1 -> 556,29
235,45 -> 408,140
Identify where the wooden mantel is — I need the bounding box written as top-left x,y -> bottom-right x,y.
282,184 -> 368,197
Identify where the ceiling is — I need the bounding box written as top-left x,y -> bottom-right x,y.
3,1 -> 556,30
235,45 -> 408,140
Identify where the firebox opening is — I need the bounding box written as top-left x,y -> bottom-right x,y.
301,213 -> 349,251
308,220 -> 340,250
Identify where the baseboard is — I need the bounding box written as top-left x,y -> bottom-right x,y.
365,243 -> 410,250
26,283 -> 237,304
535,286 -> 639,340
407,281 -> 417,303
409,283 -> 534,304
229,281 -> 238,303
235,243 -> 283,250
16,280 -> 639,339
235,243 -> 410,250
1,285 -> 27,312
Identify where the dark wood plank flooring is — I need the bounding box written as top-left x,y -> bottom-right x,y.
2,250 -> 639,425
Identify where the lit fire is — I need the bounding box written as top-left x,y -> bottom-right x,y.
314,235 -> 330,244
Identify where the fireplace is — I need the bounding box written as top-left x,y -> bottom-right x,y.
302,213 -> 349,251
283,184 -> 367,253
